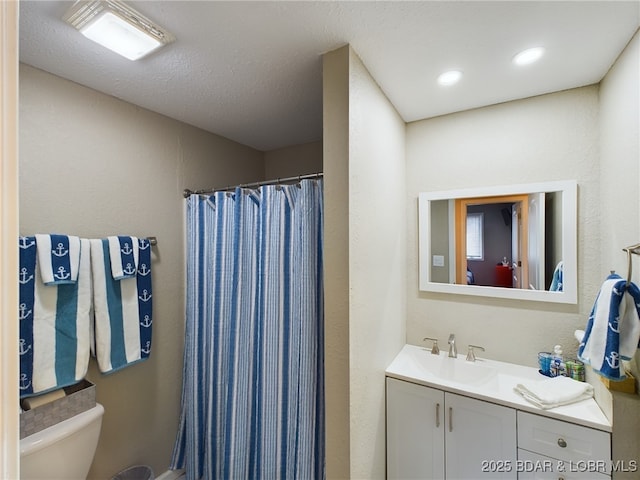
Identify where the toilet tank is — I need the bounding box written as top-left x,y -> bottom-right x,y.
20,403 -> 104,480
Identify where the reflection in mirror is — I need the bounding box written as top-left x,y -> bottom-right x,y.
419,181 -> 577,304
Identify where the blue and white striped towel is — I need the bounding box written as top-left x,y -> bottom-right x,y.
19,236 -> 91,398
90,237 -> 153,374
108,236 -> 139,280
34,234 -> 81,285
550,260 -> 563,292
578,274 -> 640,380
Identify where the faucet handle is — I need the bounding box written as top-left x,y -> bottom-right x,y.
466,345 -> 485,362
423,337 -> 440,355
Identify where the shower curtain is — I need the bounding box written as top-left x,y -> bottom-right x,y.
171,179 -> 325,480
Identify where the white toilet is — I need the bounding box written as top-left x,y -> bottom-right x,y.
20,403 -> 104,480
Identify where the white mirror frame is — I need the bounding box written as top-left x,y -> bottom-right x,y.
418,180 -> 577,304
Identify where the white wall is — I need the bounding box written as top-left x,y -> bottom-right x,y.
406,86 -> 601,367
348,48 -> 407,479
598,30 -> 640,478
19,64 -> 265,478
599,30 -> 640,287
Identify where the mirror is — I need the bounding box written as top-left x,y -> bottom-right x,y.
418,180 -> 577,304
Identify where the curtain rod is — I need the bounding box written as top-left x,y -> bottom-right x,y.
183,172 -> 323,198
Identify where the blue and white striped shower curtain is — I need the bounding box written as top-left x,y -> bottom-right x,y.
171,179 -> 325,480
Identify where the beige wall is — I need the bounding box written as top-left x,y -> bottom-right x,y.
323,45 -> 406,480
406,86 -> 600,367
19,64 -> 264,478
322,46 -> 351,480
1,2 -> 20,478
264,141 -> 322,179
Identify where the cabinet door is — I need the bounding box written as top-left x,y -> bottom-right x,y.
386,377 -> 445,480
445,393 -> 517,480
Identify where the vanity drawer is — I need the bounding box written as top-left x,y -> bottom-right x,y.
517,449 -> 610,479
517,412 -> 611,466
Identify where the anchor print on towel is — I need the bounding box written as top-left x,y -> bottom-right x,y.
19,237 -> 35,249
605,351 -> 620,370
141,341 -> 151,355
121,242 -> 133,256
138,263 -> 150,276
19,338 -> 32,356
122,263 -> 137,277
52,242 -> 69,258
19,267 -> 34,285
139,239 -> 150,250
139,289 -> 152,302
609,314 -> 621,334
140,315 -> 152,328
53,265 -> 71,282
19,303 -> 32,321
19,373 -> 31,391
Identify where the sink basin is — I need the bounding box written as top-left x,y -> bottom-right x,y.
435,357 -> 497,386
402,348 -> 500,388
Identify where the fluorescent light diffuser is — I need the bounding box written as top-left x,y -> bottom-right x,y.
64,0 -> 175,61
437,70 -> 462,86
513,47 -> 545,66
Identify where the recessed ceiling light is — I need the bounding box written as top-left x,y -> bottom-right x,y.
437,70 -> 463,86
63,0 -> 175,61
513,47 -> 545,66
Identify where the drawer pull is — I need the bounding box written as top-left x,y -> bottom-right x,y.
557,438 -> 567,448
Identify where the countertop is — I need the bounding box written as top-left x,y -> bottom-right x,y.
385,344 -> 612,432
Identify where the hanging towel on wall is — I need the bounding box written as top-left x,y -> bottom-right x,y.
550,261 -> 564,292
34,234 -> 81,285
108,236 -> 139,280
19,236 -> 92,398
578,274 -> 640,380
90,237 -> 153,374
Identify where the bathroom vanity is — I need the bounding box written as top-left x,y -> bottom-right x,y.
386,345 -> 612,480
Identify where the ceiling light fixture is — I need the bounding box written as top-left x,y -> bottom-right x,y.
63,0 -> 175,61
513,47 -> 545,66
437,70 -> 463,86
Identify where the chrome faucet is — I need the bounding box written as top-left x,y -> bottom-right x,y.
448,334 -> 457,358
466,345 -> 485,362
423,337 -> 440,355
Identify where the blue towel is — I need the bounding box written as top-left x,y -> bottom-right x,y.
19,236 -> 91,398
108,236 -> 139,280
578,274 -> 640,380
550,261 -> 563,292
90,237 -> 153,374
34,234 -> 81,285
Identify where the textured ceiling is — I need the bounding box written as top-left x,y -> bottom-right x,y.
19,1 -> 640,151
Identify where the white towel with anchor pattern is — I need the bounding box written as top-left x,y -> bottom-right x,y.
578,274 -> 640,380
35,234 -> 81,285
90,237 -> 153,374
108,236 -> 139,280
19,236 -> 91,398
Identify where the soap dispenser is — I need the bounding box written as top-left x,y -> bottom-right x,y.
551,345 -> 565,377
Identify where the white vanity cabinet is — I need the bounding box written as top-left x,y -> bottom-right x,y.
385,345 -> 613,480
517,412 -> 611,479
386,377 -> 517,480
